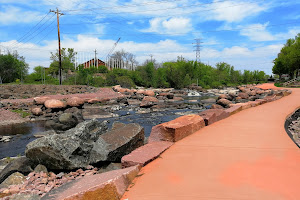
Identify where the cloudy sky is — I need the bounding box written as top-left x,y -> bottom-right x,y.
0,0 -> 300,74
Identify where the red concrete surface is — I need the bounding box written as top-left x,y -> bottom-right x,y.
122,84 -> 300,200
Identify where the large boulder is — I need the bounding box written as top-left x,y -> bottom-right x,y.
25,120 -> 144,170
66,97 -> 85,107
26,119 -> 108,170
44,99 -> 66,109
34,97 -> 50,105
89,122 -> 144,163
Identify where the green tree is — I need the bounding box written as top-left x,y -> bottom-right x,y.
48,48 -> 76,75
273,33 -> 300,79
0,51 -> 28,83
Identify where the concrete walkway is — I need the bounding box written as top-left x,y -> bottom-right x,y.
122,84 -> 300,200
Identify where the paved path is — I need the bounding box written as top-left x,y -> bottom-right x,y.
122,83 -> 300,200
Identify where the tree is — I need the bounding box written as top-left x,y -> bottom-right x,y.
0,51 -> 28,83
110,49 -> 138,65
272,33 -> 300,79
48,48 -> 76,75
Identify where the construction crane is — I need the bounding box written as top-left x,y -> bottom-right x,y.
106,37 -> 121,61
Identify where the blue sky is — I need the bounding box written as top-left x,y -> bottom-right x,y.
0,0 -> 300,74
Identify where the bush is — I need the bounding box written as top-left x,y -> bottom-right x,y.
92,76 -> 106,87
116,76 -> 135,88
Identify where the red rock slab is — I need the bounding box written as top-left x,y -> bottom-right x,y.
225,105 -> 242,115
210,109 -> 230,121
148,114 -> 205,143
264,95 -> 277,102
255,99 -> 267,105
198,110 -> 217,126
235,103 -> 252,110
121,141 -> 174,168
248,101 -> 260,107
42,165 -> 140,200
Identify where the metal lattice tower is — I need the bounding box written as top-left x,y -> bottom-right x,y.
193,38 -> 203,63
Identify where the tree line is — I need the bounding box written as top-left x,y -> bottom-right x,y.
0,48 -> 268,89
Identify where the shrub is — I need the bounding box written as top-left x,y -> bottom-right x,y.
116,76 -> 135,88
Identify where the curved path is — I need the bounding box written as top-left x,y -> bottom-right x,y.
123,83 -> 300,200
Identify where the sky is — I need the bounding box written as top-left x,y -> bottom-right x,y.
0,0 -> 300,75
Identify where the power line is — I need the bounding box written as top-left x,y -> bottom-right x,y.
9,12 -> 51,48
10,14 -> 56,49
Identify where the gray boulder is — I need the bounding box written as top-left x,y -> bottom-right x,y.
26,119 -> 108,170
89,122 -> 144,163
0,157 -> 34,184
25,120 -> 144,170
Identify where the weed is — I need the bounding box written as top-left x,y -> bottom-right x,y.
12,109 -> 30,118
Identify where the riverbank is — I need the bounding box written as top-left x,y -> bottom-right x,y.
122,83 -> 300,200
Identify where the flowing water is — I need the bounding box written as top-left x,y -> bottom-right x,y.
0,94 -> 215,159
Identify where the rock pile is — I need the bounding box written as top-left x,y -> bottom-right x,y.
0,165 -> 100,198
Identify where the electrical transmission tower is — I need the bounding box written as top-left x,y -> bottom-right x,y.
193,38 -> 203,63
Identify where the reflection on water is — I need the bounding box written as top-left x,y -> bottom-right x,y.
0,121 -> 49,159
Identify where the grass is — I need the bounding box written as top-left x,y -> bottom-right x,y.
12,109 -> 30,118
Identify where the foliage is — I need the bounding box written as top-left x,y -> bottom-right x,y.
48,48 -> 76,75
0,51 -> 29,83
12,109 -> 30,118
116,76 -> 135,88
24,66 -> 59,84
272,33 -> 300,79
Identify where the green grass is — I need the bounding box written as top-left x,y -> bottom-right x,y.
12,109 -> 30,118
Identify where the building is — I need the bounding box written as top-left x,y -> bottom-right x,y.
82,58 -> 106,68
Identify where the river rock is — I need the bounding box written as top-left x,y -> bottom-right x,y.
217,98 -> 232,108
211,104 -> 223,109
44,99 -> 66,109
25,119 -> 108,170
238,92 -> 249,99
34,164 -> 48,173
31,107 -> 43,116
0,157 -> 34,184
66,97 -> 85,107
0,172 -> 25,189
140,96 -> 159,108
34,97 -> 50,105
144,90 -> 155,96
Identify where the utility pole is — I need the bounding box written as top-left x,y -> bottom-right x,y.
193,38 -> 203,63
94,49 -> 97,67
50,8 -> 64,85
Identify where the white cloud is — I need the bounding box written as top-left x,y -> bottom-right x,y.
143,17 -> 192,35
203,0 -> 267,23
240,23 -> 275,41
0,5 -> 41,25
240,23 -> 300,41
